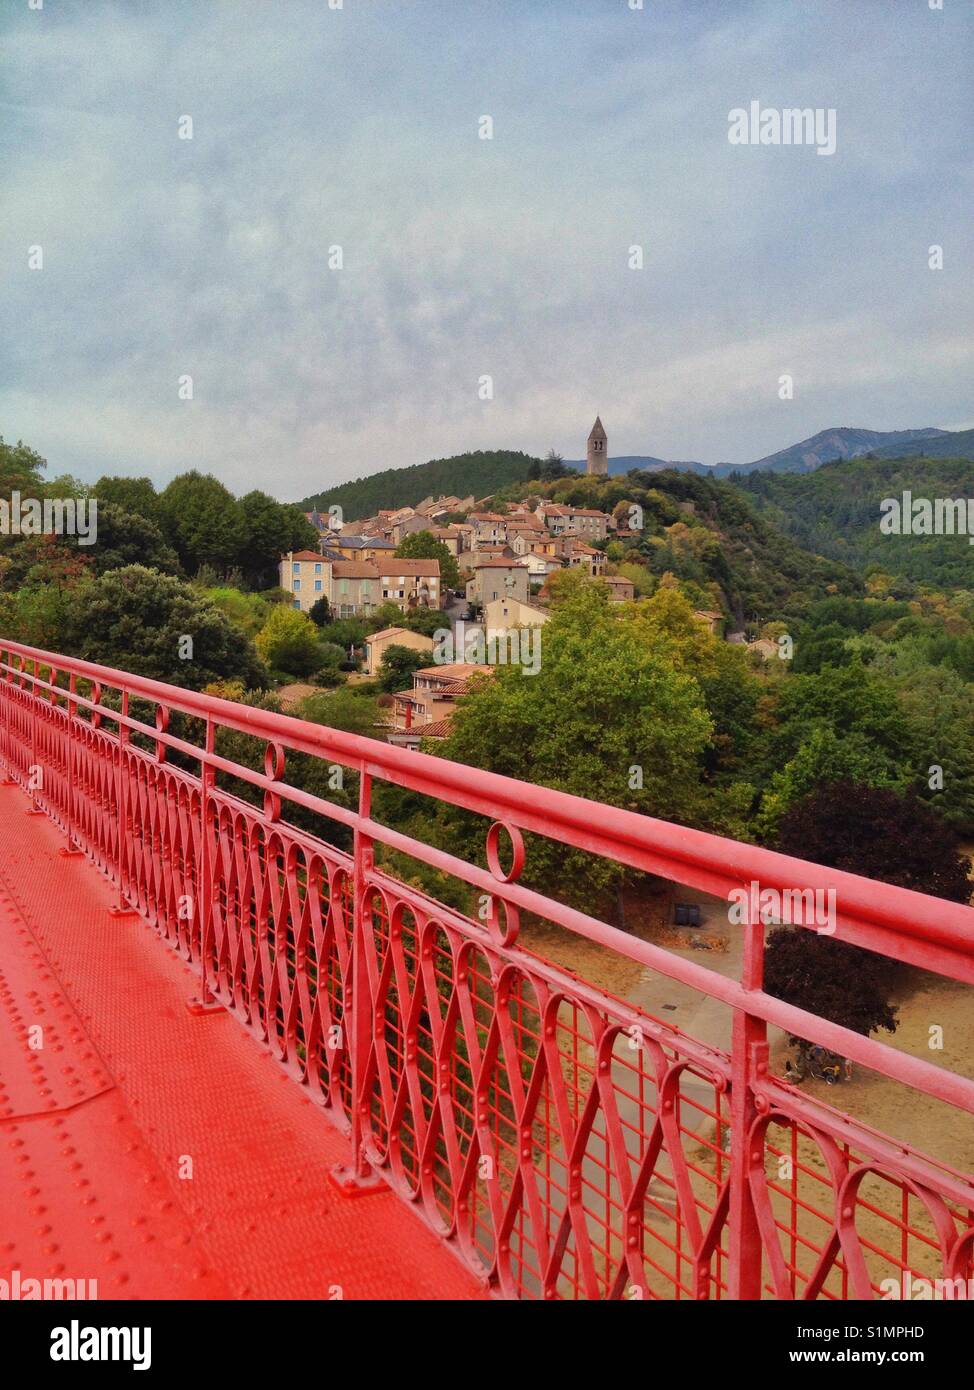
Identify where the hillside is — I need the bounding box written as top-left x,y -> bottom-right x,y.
870,427 -> 974,461
515,467 -> 861,624
564,426 -> 961,479
736,455 -> 974,588
299,449 -> 542,517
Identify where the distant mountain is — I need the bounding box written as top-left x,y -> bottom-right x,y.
565,426 -> 966,479
727,427 -> 949,476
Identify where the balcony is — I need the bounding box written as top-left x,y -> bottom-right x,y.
1,637 -> 973,1301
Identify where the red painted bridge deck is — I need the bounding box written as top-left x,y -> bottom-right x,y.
0,785 -> 484,1301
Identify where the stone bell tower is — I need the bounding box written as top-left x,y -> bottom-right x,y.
586,416 -> 607,476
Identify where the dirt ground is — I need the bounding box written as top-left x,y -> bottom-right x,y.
522,875 -> 974,1293
523,877 -> 974,1176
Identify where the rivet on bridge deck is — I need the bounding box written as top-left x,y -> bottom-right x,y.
1,638 -> 973,1300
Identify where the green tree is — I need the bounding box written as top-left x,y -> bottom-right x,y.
776,781 -> 972,903
0,437 -> 47,495
238,491 -> 317,589
65,564 -> 264,689
255,605 -> 322,676
395,530 -> 460,588
156,471 -> 244,575
298,687 -> 381,737
204,586 -> 272,639
237,490 -> 293,588
92,475 -> 159,522
378,644 -> 427,692
308,595 -> 331,626
756,725 -> 902,841
436,576 -> 713,917
764,930 -> 898,1055
764,781 -> 971,1057
81,503 -> 180,576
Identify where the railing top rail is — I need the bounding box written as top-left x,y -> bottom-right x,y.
3,635 -> 973,969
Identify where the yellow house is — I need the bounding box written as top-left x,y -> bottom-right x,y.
279,550 -> 331,612
483,597 -> 549,635
364,626 -> 434,677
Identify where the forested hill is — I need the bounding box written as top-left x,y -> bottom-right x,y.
736,455 -> 974,588
504,467 -> 861,624
299,450 -> 542,516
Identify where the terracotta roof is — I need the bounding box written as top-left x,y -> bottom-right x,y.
473,557 -> 522,569
332,561 -> 380,579
379,560 -> 440,577
417,717 -> 454,739
414,663 -> 494,681
367,626 -> 431,644
286,550 -> 326,562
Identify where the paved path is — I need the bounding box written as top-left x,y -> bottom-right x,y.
0,784 -> 484,1301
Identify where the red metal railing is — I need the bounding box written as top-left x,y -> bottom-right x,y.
1,636 -> 973,1300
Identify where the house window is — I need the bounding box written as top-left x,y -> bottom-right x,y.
315,580 -> 322,591
315,563 -> 321,574
294,579 -> 301,591
293,600 -> 301,609
293,563 -> 300,573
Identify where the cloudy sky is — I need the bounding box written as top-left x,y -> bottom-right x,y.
2,0 -> 971,499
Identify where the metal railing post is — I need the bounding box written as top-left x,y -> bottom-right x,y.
109,690 -> 137,917
727,902 -> 768,1298
25,659 -> 45,815
0,647 -> 11,784
188,714 -> 221,1013
330,764 -> 382,1193
58,672 -> 83,857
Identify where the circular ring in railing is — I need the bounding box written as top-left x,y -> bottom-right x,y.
263,789 -> 281,824
947,1225 -> 974,1281
91,681 -> 103,729
485,820 -> 525,884
264,740 -> 285,780
155,704 -> 169,763
483,893 -> 520,948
